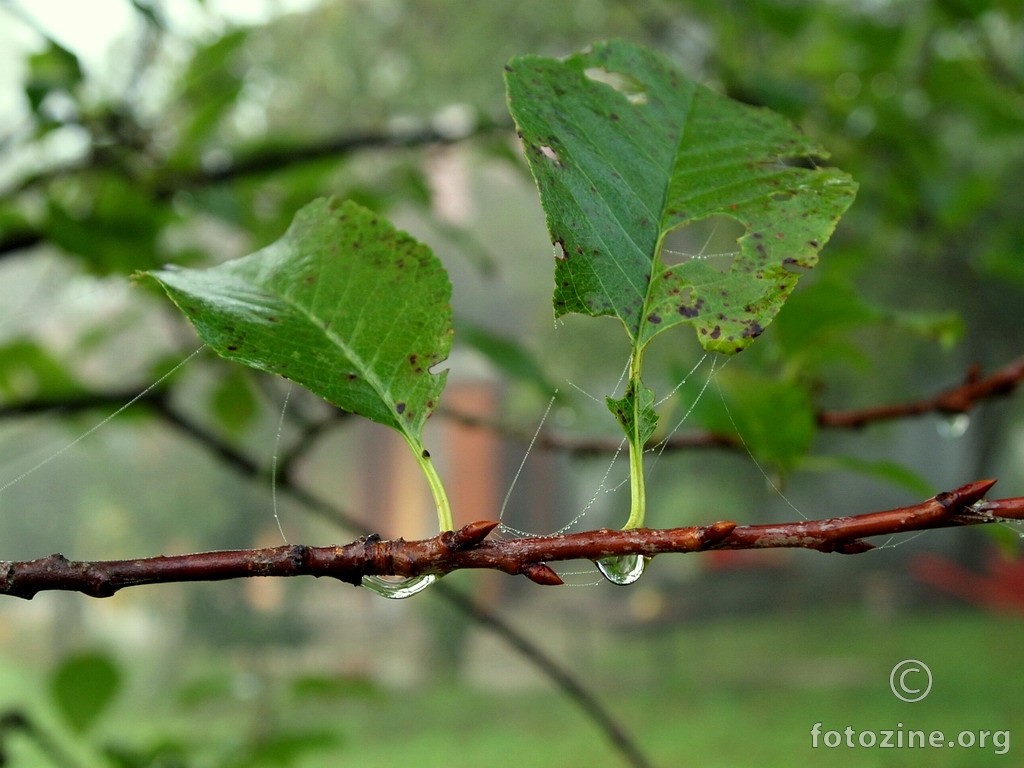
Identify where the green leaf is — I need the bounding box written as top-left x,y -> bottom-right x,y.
146,198 -> 452,444
606,382 -> 658,446
691,369 -> 816,472
774,278 -> 879,355
0,340 -> 83,400
505,39 -> 857,355
43,175 -> 171,274
50,651 -> 122,733
25,41 -> 82,114
209,366 -> 259,434
169,28 -> 250,155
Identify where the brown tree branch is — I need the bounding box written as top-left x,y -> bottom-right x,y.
0,120 -> 514,259
817,357 -> 1024,428
4,356 -> 1022,460
440,355 -> 1024,453
2,479 -> 1017,600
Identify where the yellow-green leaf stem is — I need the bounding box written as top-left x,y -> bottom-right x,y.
624,355 -> 647,531
408,437 -> 454,532
606,351 -> 658,531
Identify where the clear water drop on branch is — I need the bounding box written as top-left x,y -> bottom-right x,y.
937,413 -> 970,439
596,554 -> 647,585
361,574 -> 437,599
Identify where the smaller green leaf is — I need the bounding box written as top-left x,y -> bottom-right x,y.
606,382 -> 658,446
146,198 -> 452,446
50,651 -> 122,733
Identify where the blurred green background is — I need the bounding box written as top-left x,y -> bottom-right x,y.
0,0 -> 1022,765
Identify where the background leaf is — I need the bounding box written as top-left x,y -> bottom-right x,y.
50,651 -> 122,733
147,198 -> 452,441
690,368 -> 817,472
505,40 -> 858,354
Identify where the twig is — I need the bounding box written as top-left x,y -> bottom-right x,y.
440,356 -> 1024,453
818,357 -> 1024,428
1,479 -> 1016,600
0,120 -> 514,258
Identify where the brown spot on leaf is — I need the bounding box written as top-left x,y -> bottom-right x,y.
742,322 -> 765,339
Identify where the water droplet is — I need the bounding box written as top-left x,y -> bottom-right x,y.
596,554 -> 646,585
937,413 -> 970,439
361,574 -> 437,599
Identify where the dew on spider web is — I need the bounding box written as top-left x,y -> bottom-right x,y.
0,346 -> 205,496
270,383 -> 293,543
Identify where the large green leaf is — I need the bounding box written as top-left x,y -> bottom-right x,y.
505,40 -> 857,354
146,198 -> 452,442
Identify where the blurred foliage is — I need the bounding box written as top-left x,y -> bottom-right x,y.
50,651 -> 122,734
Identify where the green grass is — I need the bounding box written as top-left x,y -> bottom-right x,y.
321,609 -> 1022,768
1,607 -> 1021,767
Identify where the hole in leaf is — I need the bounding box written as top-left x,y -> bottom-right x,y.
783,258 -> 813,274
661,214 -> 745,273
583,67 -> 648,104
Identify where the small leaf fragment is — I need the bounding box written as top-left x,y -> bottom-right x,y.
606,382 -> 658,446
